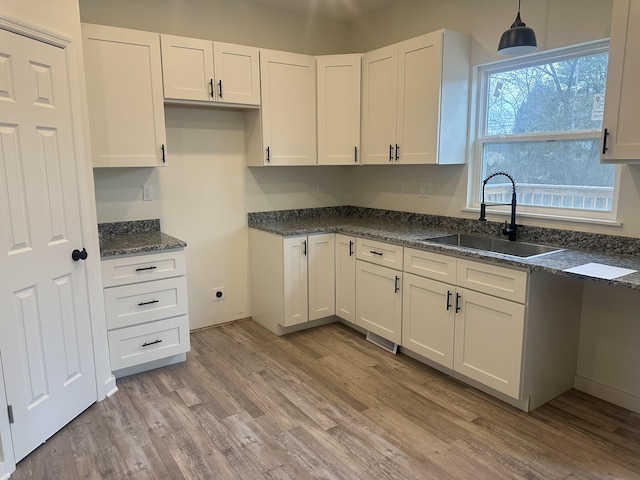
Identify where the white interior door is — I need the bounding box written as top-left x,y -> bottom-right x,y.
0,29 -> 97,461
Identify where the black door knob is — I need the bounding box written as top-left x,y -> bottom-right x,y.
72,248 -> 88,261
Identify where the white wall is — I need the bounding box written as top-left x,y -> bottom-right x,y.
79,0 -> 351,55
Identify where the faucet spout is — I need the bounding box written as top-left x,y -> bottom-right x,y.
479,171 -> 518,241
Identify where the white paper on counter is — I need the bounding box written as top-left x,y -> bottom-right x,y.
563,262 -> 637,280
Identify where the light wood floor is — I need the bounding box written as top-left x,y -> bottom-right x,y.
11,320 -> 640,479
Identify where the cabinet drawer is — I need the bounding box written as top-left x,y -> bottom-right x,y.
101,249 -> 186,287
404,247 -> 457,283
356,238 -> 403,270
456,259 -> 527,303
104,276 -> 188,329
108,315 -> 190,371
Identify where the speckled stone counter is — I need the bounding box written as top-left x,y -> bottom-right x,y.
248,206 -> 640,291
98,219 -> 187,258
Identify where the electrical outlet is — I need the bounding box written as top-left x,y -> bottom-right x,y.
143,185 -> 153,201
212,287 -> 225,302
418,183 -> 432,198
316,181 -> 324,193
397,182 -> 403,195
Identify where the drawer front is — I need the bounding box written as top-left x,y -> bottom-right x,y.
404,247 -> 457,284
356,238 -> 403,270
456,259 -> 527,303
104,276 -> 188,329
101,249 -> 186,287
108,315 -> 190,371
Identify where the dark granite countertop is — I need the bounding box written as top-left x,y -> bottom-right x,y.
248,207 -> 640,291
98,219 -> 187,258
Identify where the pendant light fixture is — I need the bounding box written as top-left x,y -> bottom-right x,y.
497,0 -> 537,55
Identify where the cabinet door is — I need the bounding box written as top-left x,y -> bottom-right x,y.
213,42 -> 260,105
355,261 -> 402,344
600,0 -> 640,162
361,44 -> 398,164
160,34 -> 214,102
260,50 -> 316,165
335,234 -> 356,323
402,273 -> 455,368
308,234 -> 335,321
282,237 -> 309,327
453,288 -> 525,399
83,24 -> 167,167
317,55 -> 361,165
396,32 -> 440,165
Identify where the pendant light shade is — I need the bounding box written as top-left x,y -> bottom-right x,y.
497,0 -> 537,55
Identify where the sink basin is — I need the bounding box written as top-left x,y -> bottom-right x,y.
422,234 -> 563,258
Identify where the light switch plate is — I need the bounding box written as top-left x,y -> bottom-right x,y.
143,185 -> 153,201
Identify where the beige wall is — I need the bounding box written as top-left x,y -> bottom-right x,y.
79,0 -> 351,54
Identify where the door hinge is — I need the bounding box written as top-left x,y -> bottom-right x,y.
8,405 -> 14,424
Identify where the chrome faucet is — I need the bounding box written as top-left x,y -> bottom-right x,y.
479,171 -> 517,241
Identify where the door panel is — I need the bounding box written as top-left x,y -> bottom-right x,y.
0,29 -> 97,462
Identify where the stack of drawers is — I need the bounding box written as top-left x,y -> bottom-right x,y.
101,249 -> 190,375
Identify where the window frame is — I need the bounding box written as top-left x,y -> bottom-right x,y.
468,39 -> 620,225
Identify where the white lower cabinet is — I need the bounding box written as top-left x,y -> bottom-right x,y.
453,287 -> 525,399
335,234 -> 356,323
249,229 -> 582,411
250,229 -> 335,333
402,248 -> 525,398
402,247 -> 582,409
355,238 -> 404,344
356,261 -> 403,344
101,249 -> 190,376
402,273 -> 455,368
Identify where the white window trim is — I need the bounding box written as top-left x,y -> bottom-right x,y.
467,39 -> 620,225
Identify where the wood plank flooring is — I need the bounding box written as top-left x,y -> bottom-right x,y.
11,320 -> 640,479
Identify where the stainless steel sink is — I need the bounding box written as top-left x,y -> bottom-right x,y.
422,234 -> 563,258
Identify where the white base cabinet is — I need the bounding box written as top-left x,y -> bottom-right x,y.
249,229 -> 335,334
355,238 -> 404,344
101,249 -> 190,376
335,234 -> 356,323
355,260 -> 402,344
402,247 -> 582,409
249,229 -> 582,411
402,273 -> 455,368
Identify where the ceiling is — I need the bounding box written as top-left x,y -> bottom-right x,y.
243,0 -> 403,21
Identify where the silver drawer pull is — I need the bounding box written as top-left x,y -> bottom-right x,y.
142,339 -> 162,347
136,266 -> 157,272
138,299 -> 160,306
370,250 -> 383,256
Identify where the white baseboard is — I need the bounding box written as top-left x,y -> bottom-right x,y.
104,374 -> 118,398
574,375 -> 640,414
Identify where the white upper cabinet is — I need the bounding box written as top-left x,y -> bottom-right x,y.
82,24 -> 167,167
160,34 -> 260,106
247,49 -> 316,166
361,29 -> 470,165
362,44 -> 398,164
600,0 -> 640,162
316,54 -> 362,165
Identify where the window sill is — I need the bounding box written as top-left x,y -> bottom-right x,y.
462,207 -> 623,228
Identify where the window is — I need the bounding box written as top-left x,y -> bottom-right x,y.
472,40 -> 618,222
